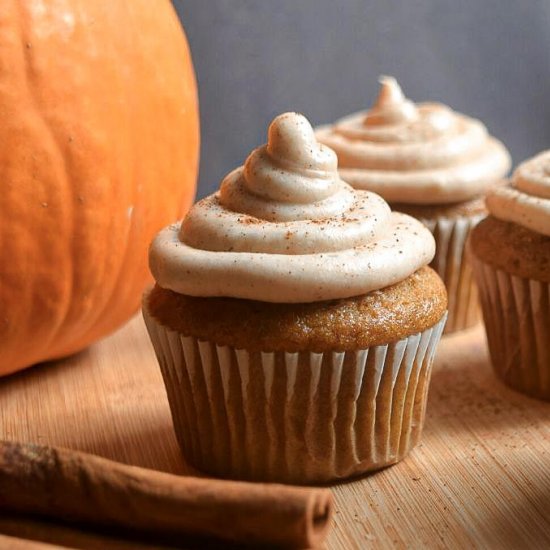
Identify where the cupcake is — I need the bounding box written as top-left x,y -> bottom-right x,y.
470,151 -> 550,401
143,112 -> 448,484
316,77 -> 511,333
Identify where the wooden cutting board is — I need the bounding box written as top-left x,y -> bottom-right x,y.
0,315 -> 549,549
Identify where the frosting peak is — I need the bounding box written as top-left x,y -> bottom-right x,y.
230,113 -> 344,217
487,150 -> 550,237
150,112 -> 436,303
364,76 -> 418,126
267,112 -> 336,171
316,77 -> 511,204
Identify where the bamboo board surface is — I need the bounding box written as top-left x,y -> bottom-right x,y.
0,315 -> 549,549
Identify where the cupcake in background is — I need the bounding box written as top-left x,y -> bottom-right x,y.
143,112 -> 448,484
316,77 -> 511,333
470,150 -> 550,401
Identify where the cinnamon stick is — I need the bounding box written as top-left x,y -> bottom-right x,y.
0,441 -> 333,548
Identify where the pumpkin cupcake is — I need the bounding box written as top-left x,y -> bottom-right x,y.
316,77 -> 511,333
470,150 -> 550,401
143,112 -> 448,484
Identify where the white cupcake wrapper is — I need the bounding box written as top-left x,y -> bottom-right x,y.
472,258 -> 550,400
144,306 -> 447,483
422,213 -> 484,334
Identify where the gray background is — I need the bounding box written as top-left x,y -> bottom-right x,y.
173,0 -> 550,199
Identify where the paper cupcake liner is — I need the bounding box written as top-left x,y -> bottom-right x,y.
422,213 -> 484,334
143,306 -> 447,484
472,258 -> 550,401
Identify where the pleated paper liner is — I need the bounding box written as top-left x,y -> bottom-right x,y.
422,213 -> 484,334
144,304 -> 447,484
472,258 -> 550,401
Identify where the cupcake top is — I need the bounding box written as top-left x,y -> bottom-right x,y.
150,112 -> 435,303
487,150 -> 550,237
316,76 -> 511,205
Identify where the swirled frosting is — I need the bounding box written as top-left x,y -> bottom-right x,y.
150,112 -> 436,303
316,76 -> 511,205
487,150 -> 550,237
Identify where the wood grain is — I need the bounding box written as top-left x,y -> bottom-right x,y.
0,315 -> 549,549
0,533 -> 66,549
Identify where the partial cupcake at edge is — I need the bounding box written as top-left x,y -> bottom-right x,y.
470,150 -> 550,401
316,77 -> 511,333
143,112 -> 448,484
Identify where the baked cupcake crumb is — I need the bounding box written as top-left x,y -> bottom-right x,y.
470,216 -> 550,282
147,266 -> 447,352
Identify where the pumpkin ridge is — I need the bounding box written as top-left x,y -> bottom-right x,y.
75,6 -> 144,345
12,0 -> 76,362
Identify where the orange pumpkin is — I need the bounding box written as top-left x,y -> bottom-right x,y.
0,1 -> 199,375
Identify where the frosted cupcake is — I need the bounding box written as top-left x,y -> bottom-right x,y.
470,150 -> 550,400
143,112 -> 448,483
316,77 -> 511,333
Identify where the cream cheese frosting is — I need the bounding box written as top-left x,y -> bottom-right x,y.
316,76 -> 511,205
487,150 -> 550,237
150,112 -> 436,303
